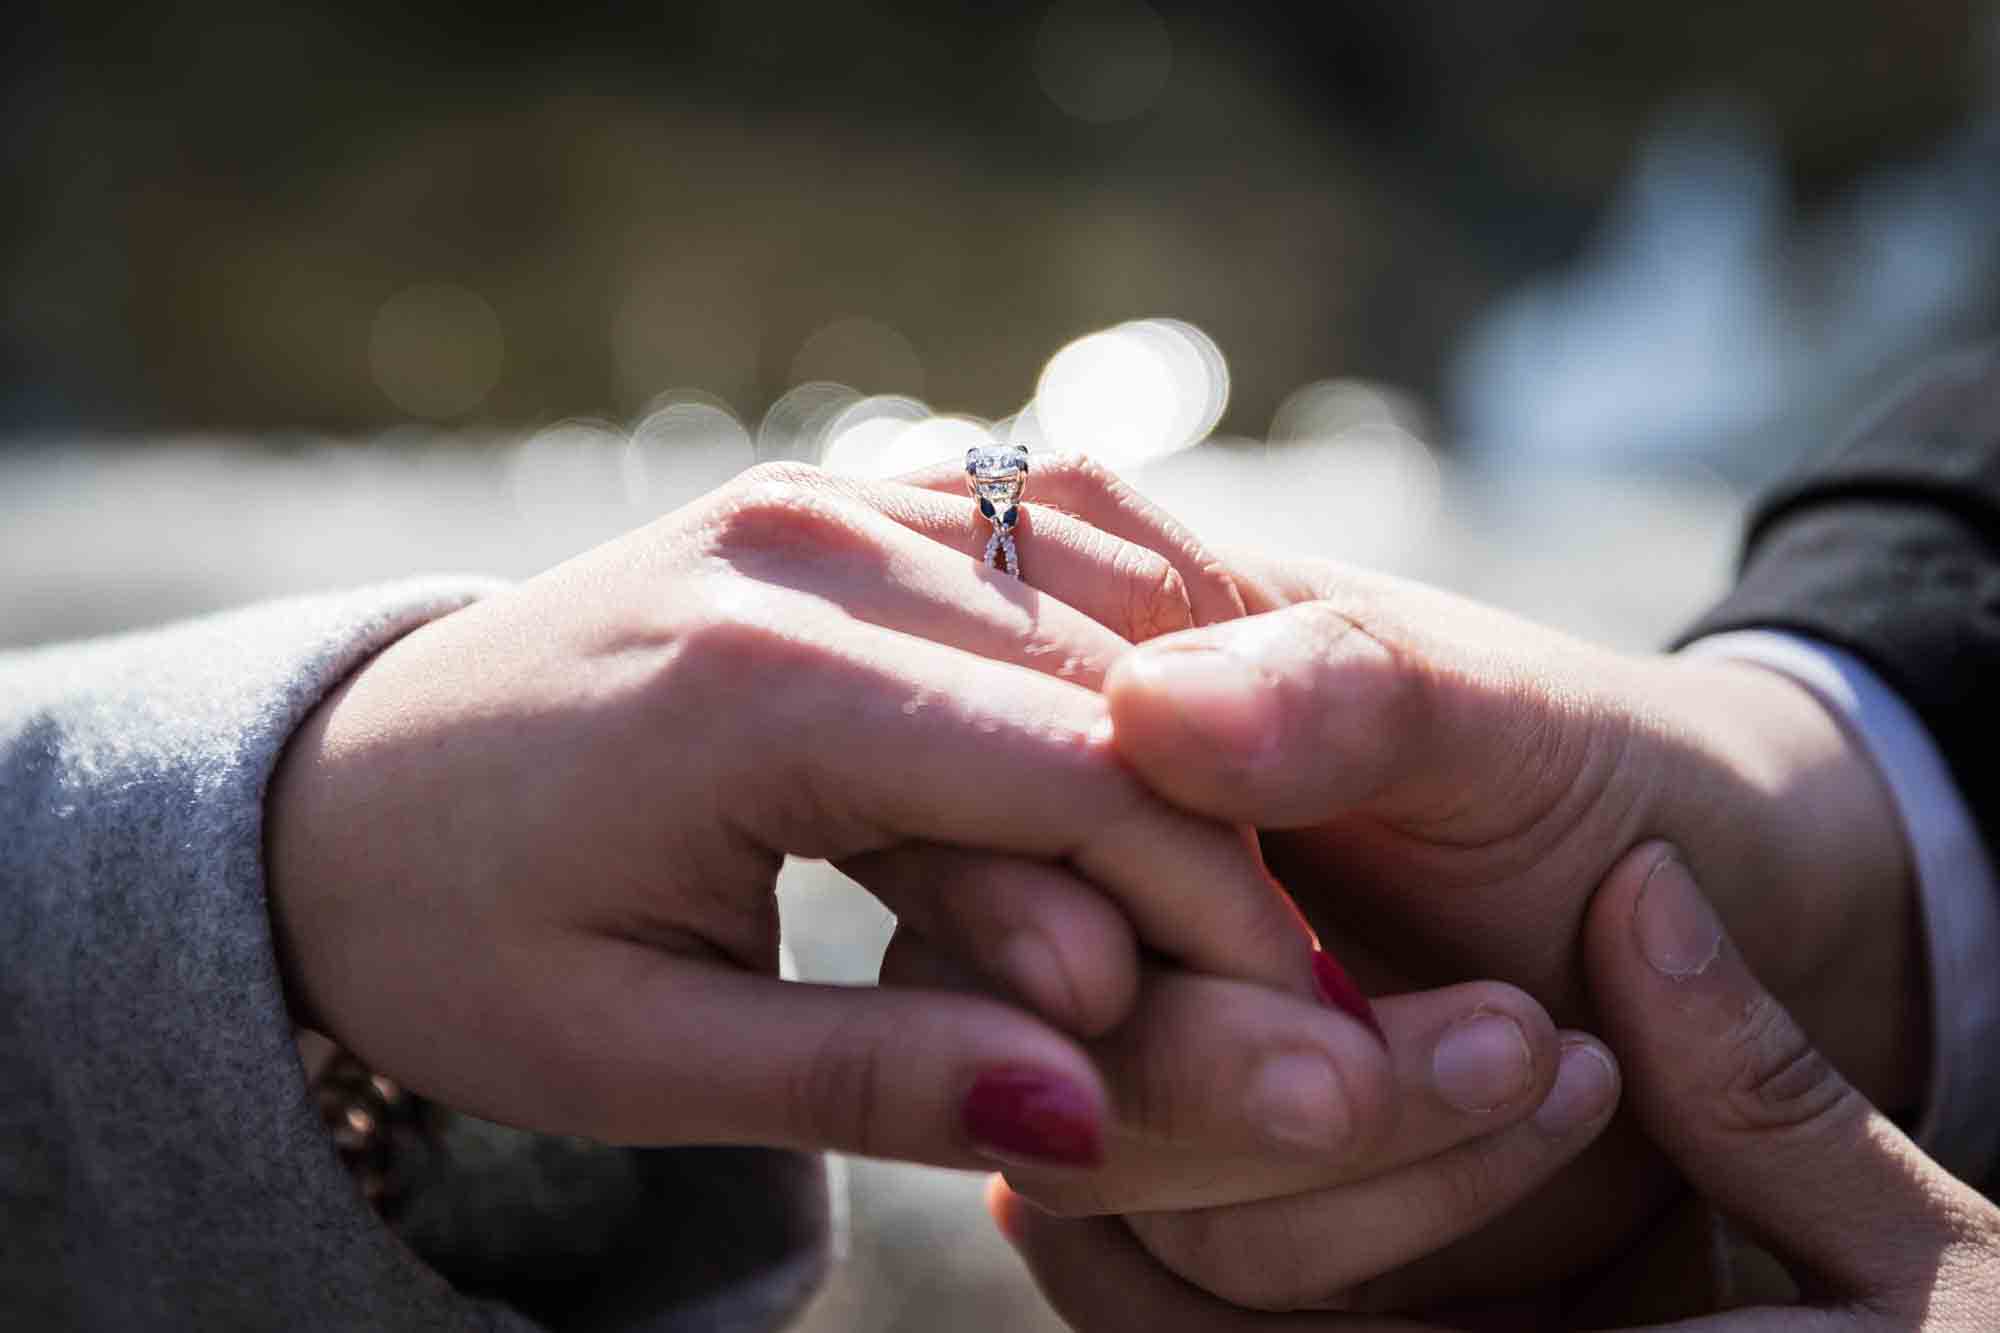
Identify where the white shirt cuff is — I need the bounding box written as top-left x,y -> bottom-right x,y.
1683,629 -> 2000,1184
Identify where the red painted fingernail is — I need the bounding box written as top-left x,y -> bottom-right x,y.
1313,948 -> 1385,1044
962,1068 -> 1104,1167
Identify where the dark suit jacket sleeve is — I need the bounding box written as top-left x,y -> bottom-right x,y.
1678,344 -> 2000,855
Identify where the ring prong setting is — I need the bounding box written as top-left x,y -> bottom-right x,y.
966,444 -> 1029,577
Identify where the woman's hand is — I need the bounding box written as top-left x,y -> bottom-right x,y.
997,844 -> 2000,1331
263,461 -> 1315,1169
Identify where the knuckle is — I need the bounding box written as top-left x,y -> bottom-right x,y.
1185,554 -> 1247,622
1043,922 -> 1137,1039
734,459 -> 824,492
708,470 -> 865,560
1041,452 -> 1119,496
1120,551 -> 1195,642
1715,993 -> 1859,1137
671,612 -> 797,687
1288,600 -> 1402,677
1287,600 -> 1422,736
786,1013 -> 892,1156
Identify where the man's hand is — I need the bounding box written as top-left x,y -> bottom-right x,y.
864,504 -> 1926,1306
994,845 -> 2000,1331
1111,552 -> 1921,1100
1096,551 -> 1926,1301
263,461 -> 1315,1169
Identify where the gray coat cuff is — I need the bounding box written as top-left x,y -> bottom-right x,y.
2,580 -> 540,1329
4,581 -> 833,1332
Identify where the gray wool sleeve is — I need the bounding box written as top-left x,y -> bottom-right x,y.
0,583 -> 828,1331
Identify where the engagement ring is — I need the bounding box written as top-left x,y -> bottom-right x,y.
966,443 -> 1029,579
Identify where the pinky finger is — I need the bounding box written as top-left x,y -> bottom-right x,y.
990,1178 -> 1427,1332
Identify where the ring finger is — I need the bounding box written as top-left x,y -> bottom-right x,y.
728,463 -> 1203,652
895,452 -> 1247,626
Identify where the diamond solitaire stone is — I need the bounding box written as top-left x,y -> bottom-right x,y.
965,444 -> 1029,507
966,443 -> 1028,578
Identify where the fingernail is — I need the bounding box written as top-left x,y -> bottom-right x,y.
963,1068 -> 1104,1168
1312,949 -> 1385,1044
1532,1041 -> 1618,1135
1635,854 -> 1723,978
1431,1013 -> 1533,1113
1123,646 -> 1277,759
1244,1051 -> 1349,1151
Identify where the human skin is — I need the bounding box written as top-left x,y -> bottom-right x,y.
1098,550 -> 1924,1309
875,490 -> 1922,1310
996,844 -> 2000,1332
268,452 -> 1605,1262
263,460 -> 1339,1169
268,460 -> 1565,1187
268,452 -> 1926,1312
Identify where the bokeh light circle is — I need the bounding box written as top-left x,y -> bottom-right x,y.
509,418 -> 630,534
1264,378 -> 1442,561
818,395 -> 933,478
1269,378 -> 1431,445
1034,0 -> 1172,124
757,381 -> 863,463
1033,318 -> 1228,468
627,392 -> 755,508
790,316 -> 925,398
368,283 -> 504,420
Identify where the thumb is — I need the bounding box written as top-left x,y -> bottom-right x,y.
1104,595 -> 1555,829
1582,842 -> 1980,1301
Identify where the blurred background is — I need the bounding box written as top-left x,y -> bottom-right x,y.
6,1 -> 2000,1328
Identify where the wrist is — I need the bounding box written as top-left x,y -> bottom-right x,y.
1644,654 -> 1925,1110
264,631 -> 415,1040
